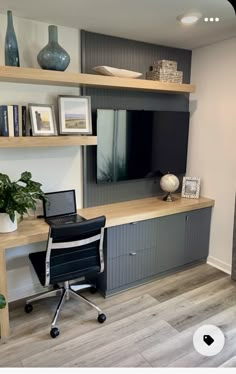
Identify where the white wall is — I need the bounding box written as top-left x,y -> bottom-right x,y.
0,14 -> 83,300
188,37 -> 236,274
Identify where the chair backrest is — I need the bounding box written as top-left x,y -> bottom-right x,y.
44,216 -> 106,286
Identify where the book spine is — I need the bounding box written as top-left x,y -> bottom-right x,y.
22,106 -> 27,136
18,105 -> 23,136
0,106 -> 3,136
0,105 -> 9,136
13,105 -> 19,136
7,105 -> 14,137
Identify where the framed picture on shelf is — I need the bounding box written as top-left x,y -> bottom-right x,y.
29,104 -> 57,136
181,176 -> 201,199
58,96 -> 92,135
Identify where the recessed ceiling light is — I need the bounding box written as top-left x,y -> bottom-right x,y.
177,12 -> 202,25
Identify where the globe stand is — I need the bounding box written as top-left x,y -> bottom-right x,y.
163,192 -> 173,202
160,173 -> 180,203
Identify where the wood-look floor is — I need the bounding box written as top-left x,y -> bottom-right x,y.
1,263 -> 236,368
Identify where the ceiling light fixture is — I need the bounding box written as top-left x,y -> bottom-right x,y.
177,12 -> 202,25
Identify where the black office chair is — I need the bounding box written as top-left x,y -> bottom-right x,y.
24,216 -> 106,338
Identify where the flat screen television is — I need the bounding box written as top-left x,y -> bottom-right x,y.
96,109 -> 189,183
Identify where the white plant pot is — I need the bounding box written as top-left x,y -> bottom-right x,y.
0,213 -> 17,233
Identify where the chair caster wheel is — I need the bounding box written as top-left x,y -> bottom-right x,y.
97,313 -> 106,323
90,286 -> 97,294
24,304 -> 33,313
50,327 -> 60,338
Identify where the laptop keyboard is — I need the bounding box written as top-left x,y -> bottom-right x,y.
47,216 -> 76,225
46,215 -> 85,226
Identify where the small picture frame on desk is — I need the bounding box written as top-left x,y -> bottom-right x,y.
181,176 -> 201,199
58,96 -> 92,135
29,104 -> 57,136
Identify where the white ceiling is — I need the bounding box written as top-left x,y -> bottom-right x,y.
0,0 -> 235,49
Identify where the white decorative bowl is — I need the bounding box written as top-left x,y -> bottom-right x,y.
93,66 -> 142,78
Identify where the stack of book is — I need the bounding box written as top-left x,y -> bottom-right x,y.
0,105 -> 29,136
146,60 -> 183,84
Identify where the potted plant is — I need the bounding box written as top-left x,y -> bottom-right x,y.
0,171 -> 45,233
0,294 -> 6,309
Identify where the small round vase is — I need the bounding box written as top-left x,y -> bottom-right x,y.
5,10 -> 20,67
37,25 -> 70,71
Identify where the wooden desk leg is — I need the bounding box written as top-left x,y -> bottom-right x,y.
0,249 -> 10,338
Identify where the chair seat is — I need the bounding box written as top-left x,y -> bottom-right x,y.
29,249 -> 100,286
26,217 -> 106,338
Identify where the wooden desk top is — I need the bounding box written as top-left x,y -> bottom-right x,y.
78,195 -> 214,227
0,195 -> 214,251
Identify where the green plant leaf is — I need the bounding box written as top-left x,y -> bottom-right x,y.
0,294 -> 6,309
0,173 -> 11,194
19,171 -> 32,183
0,171 -> 45,222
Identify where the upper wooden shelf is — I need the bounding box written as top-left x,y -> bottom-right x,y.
0,66 -> 196,94
0,136 -> 97,148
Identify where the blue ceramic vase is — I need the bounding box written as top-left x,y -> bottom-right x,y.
37,25 -> 70,71
5,10 -> 20,67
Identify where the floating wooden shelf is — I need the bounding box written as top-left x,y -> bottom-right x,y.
0,136 -> 97,148
0,66 -> 196,94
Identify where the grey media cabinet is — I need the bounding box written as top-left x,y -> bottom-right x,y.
78,196 -> 215,297
97,208 -> 212,296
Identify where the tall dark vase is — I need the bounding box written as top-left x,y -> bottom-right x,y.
5,10 -> 20,67
37,25 -> 70,71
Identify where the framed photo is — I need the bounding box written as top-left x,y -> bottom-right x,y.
58,96 -> 92,135
29,104 -> 57,136
181,177 -> 201,199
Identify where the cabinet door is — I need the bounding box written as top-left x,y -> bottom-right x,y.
107,219 -> 158,259
107,246 -> 159,290
97,219 -> 159,292
184,208 -> 211,264
157,213 -> 186,273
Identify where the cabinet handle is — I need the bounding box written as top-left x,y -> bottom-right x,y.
186,215 -> 189,221
130,252 -> 137,256
130,222 -> 137,225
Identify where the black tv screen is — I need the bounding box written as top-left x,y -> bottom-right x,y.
96,109 -> 189,183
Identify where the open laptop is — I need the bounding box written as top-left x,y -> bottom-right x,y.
43,189 -> 85,226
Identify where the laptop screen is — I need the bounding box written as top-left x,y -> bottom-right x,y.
43,190 -> 77,218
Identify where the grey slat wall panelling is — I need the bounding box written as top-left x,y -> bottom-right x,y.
81,30 -> 192,207
231,195 -> 236,280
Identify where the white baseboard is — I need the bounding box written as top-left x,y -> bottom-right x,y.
207,256 -> 232,275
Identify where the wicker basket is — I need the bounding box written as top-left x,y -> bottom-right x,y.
146,59 -> 183,83
153,60 -> 178,70
146,70 -> 183,83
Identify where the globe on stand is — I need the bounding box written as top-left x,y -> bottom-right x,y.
160,173 -> 180,202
